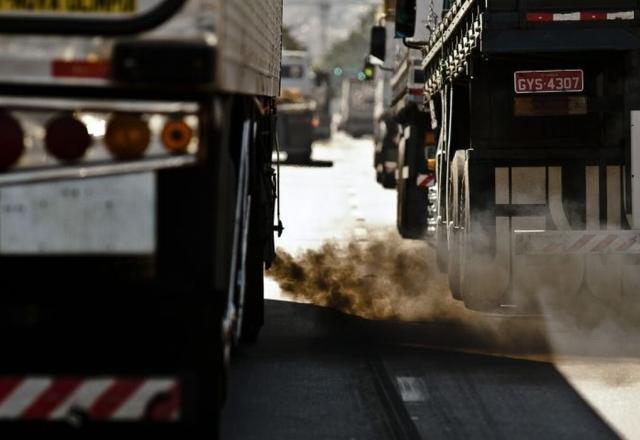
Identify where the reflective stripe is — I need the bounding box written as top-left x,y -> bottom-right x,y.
527,11 -> 635,22
49,379 -> 114,420
0,377 -> 180,422
0,379 -> 51,418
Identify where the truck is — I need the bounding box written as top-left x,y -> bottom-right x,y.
0,0 -> 281,436
278,50 -> 316,163
394,0 -> 640,312
370,10 -> 401,189
339,78 -> 375,138
370,0 -> 442,237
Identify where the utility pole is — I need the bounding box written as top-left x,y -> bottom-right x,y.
319,2 -> 330,56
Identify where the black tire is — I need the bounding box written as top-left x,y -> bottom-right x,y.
240,195 -> 265,344
448,152 -> 465,300
381,170 -> 396,189
396,127 -> 428,239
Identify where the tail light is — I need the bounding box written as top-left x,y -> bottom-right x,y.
105,114 -> 150,159
45,115 -> 91,161
311,117 -> 320,128
425,131 -> 436,146
427,158 -> 436,172
0,113 -> 24,170
161,119 -> 193,153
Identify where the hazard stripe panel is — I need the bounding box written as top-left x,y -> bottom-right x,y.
416,174 -> 435,188
526,11 -> 635,22
0,377 -> 179,422
514,230 -> 640,255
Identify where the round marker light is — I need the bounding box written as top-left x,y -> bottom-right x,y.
0,113 -> 24,170
161,119 -> 193,153
105,115 -> 150,160
45,115 -> 91,161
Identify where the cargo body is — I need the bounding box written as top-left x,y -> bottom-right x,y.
0,0 -> 282,435
413,0 -> 640,311
339,79 -> 375,138
278,51 -> 316,162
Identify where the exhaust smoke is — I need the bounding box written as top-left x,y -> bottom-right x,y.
269,229 -> 640,359
268,230 -> 551,355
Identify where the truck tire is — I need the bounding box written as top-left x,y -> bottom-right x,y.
240,192 -> 265,344
396,126 -> 428,239
448,152 -> 465,300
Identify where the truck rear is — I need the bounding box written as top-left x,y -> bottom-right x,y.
410,0 -> 640,312
278,50 -> 316,163
0,0 -> 281,435
339,78 -> 375,138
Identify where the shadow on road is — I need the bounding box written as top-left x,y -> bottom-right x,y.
281,158 -> 334,167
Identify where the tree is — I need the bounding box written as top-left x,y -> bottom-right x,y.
319,6 -> 377,75
283,26 -> 306,51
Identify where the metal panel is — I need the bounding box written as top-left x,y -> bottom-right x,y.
216,0 -> 282,97
0,173 -> 155,254
511,167 -> 546,205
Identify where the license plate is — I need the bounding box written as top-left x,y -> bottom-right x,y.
0,0 -> 136,14
0,174 -> 155,254
514,70 -> 584,94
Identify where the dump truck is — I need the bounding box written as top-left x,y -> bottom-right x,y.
0,0 -> 281,436
397,0 -> 640,312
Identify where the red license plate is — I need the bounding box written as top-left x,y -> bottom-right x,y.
514,70 -> 584,94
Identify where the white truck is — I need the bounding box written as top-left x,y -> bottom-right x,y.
0,0 -> 281,435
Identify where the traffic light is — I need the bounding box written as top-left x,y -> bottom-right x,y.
360,59 -> 375,81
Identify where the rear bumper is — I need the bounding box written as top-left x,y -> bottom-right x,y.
514,230 -> 640,255
509,230 -> 640,310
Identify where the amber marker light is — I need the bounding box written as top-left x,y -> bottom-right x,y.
161,119 -> 193,153
105,114 -> 151,160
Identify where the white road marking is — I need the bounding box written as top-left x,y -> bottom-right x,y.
354,227 -> 368,241
396,377 -> 426,402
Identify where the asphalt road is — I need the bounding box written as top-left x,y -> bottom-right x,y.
222,300 -> 615,439
222,133 -> 638,439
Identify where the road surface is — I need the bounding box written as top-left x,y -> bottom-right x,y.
222,133 -> 640,439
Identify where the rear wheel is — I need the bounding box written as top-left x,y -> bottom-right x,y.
448,152 -> 465,300
396,125 -> 428,239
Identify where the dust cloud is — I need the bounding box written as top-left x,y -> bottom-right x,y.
268,230 -> 552,356
268,229 -> 640,360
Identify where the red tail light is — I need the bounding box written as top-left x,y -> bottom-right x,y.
0,113 -> 24,170
45,115 -> 91,161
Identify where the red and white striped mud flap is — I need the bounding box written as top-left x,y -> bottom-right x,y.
416,174 -> 435,188
514,230 -> 640,255
0,376 -> 180,422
